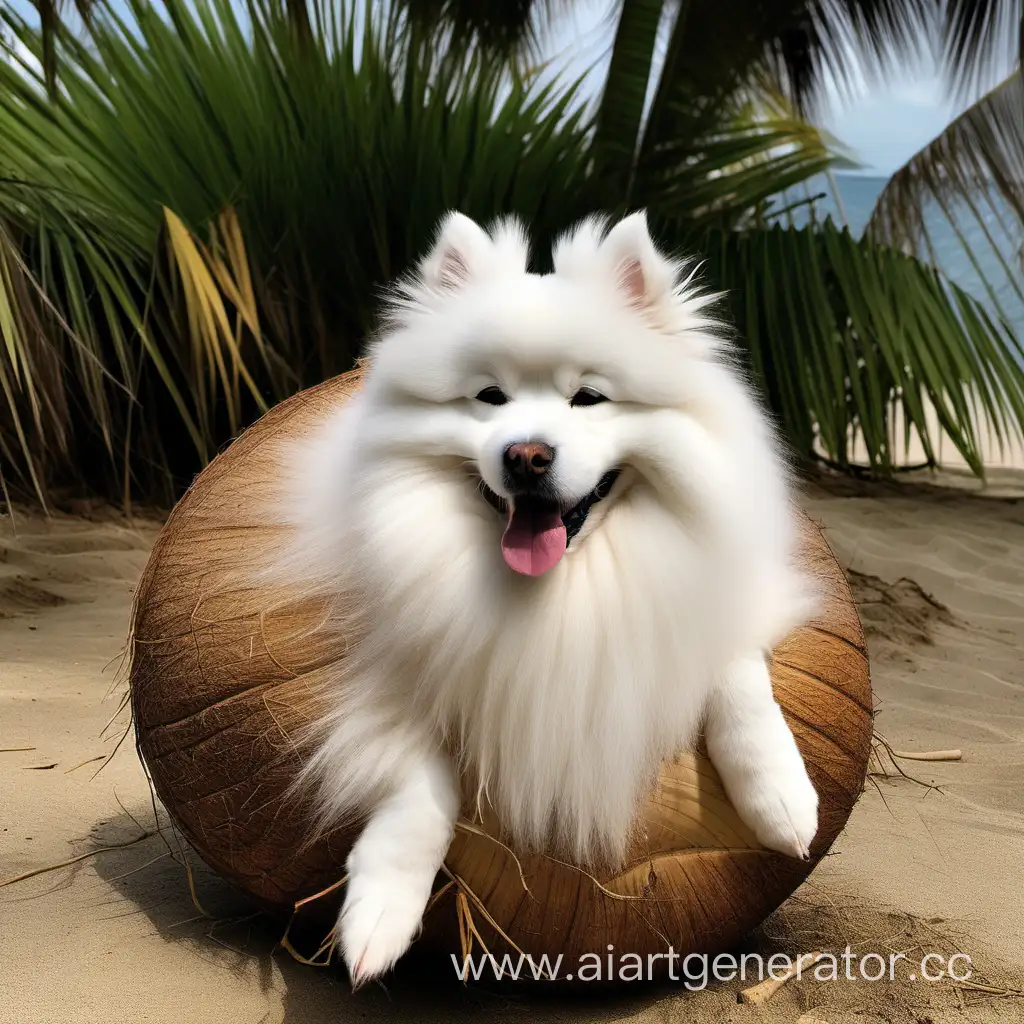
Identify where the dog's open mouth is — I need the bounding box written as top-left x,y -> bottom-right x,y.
480,470 -> 620,577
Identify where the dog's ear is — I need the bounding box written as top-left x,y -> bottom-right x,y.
421,212 -> 494,292
421,213 -> 529,293
601,212 -> 675,312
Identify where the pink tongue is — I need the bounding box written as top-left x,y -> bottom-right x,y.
501,503 -> 567,576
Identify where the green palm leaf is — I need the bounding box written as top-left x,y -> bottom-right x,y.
702,221 -> 1024,475
866,71 -> 1024,271
2,0 -> 1024,504
0,0 -> 592,501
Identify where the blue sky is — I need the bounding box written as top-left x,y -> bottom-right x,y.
821,74 -> 958,175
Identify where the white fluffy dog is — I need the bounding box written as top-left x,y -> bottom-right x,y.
273,211 -> 819,984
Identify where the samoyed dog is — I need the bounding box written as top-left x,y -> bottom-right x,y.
272,211 -> 819,983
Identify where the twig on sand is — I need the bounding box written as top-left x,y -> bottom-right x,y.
738,951 -> 825,1005
890,748 -> 962,762
956,980 -> 1024,998
870,734 -> 947,792
0,830 -> 157,889
0,747 -> 36,753
64,755 -> 106,774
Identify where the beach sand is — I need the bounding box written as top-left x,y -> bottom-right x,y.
2,478 -> 1024,1023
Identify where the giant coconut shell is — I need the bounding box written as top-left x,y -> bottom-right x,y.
130,368 -> 872,977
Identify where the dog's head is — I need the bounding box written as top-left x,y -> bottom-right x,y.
358,211 -> 746,578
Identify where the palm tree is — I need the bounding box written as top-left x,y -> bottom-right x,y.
868,71 -> 1024,293
1,0 -> 1022,505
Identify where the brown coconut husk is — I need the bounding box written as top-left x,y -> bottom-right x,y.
129,368 -> 872,978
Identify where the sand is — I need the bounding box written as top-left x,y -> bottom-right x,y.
3,478 -> 1024,1024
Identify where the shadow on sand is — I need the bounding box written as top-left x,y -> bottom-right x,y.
89,805 -> 684,1024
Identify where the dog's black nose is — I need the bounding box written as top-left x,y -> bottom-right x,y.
504,441 -> 554,488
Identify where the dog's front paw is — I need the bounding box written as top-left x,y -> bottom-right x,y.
338,870 -> 429,987
731,761 -> 819,860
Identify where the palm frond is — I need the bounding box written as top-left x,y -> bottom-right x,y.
643,113 -> 846,228
396,0 -> 541,56
701,221 -> 1024,474
590,0 -> 664,201
942,0 -> 1022,100
867,71 -> 1024,246
649,0 -> 1017,115
866,70 -> 1024,338
0,0 -> 592,501
761,0 -> 933,114
2,0 -> 1023,503
584,0 -> 852,215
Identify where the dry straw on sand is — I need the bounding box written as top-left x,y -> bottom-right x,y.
128,370 -> 873,978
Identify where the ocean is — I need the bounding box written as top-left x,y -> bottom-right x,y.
794,173 -> 1024,341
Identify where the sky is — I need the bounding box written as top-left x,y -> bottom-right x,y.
819,64 -> 964,175
1,0 -> 1005,177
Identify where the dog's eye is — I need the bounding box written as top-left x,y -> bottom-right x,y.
475,386 -> 509,406
570,387 -> 608,407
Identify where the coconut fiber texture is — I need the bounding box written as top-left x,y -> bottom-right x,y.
130,369 -> 873,973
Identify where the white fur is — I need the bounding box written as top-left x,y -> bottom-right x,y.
267,211 -> 819,982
